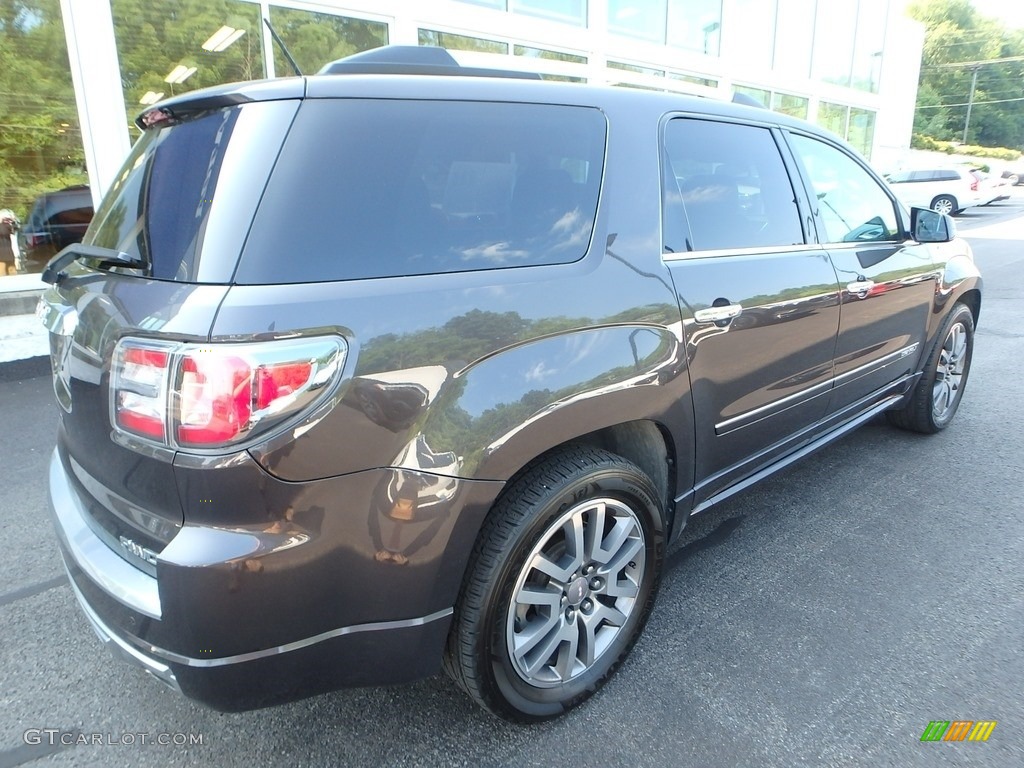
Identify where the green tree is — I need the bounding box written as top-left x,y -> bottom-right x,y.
910,0 -> 1024,148
0,0 -> 86,220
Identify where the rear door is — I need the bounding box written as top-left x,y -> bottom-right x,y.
39,96 -> 299,569
661,117 -> 841,506
784,132 -> 938,416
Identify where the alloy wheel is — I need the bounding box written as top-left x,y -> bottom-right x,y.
506,497 -> 645,687
933,320 -> 969,420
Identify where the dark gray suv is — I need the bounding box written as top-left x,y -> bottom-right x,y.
39,46 -> 981,722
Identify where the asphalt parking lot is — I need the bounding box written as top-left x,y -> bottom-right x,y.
0,196 -> 1021,768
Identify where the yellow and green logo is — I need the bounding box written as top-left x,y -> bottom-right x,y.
920,720 -> 997,742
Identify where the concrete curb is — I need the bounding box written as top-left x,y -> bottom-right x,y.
0,289 -> 43,317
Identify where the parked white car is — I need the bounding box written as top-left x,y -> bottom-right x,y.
886,166 -> 986,214
970,169 -> 1010,206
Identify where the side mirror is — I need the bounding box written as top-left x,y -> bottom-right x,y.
911,207 -> 955,243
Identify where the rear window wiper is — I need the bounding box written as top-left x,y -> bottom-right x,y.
42,244 -> 144,285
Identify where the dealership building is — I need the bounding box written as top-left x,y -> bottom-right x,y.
2,0 -> 923,288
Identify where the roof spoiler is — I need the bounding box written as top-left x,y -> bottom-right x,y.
318,45 -> 541,80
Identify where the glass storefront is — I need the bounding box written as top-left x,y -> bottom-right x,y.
419,29 -> 507,54
772,92 -> 809,119
817,101 -> 849,137
847,107 -> 876,156
852,0 -> 887,93
727,0 -> 776,70
111,0 -> 265,138
456,0 -> 587,24
1,0 -> 88,277
773,0 -> 815,78
1,0 -> 900,286
514,45 -> 587,82
667,0 -> 722,55
513,0 -> 586,25
734,85 -> 770,106
268,5 -> 387,76
608,0 -> 666,42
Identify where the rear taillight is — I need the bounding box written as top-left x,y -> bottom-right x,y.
111,337 -> 346,450
970,179 -> 979,191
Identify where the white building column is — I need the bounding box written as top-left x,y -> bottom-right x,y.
59,0 -> 132,207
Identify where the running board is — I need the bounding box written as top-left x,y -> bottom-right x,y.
690,394 -> 903,517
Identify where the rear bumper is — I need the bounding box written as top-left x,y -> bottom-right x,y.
48,447 -> 502,710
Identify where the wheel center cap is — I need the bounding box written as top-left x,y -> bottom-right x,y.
566,577 -> 589,606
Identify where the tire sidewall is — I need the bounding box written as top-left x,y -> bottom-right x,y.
925,304 -> 975,430
480,467 -> 664,720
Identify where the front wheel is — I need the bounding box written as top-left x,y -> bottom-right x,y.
888,302 -> 975,433
444,446 -> 664,721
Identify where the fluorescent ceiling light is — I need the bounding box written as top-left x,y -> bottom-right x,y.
139,91 -> 164,105
202,25 -> 246,52
164,65 -> 197,84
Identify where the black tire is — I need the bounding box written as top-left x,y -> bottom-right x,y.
444,445 -> 664,722
887,302 -> 975,434
930,195 -> 958,215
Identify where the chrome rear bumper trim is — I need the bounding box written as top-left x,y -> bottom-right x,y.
64,564 -> 180,692
49,449 -> 162,619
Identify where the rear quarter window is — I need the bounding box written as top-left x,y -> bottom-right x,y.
234,99 -> 607,284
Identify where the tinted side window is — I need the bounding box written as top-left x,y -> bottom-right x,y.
236,100 -> 607,284
788,134 -> 900,243
662,118 -> 804,253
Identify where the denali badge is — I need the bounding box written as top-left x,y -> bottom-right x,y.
119,535 -> 158,566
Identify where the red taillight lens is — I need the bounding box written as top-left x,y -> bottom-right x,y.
176,353 -> 252,446
111,337 -> 345,450
255,362 -> 313,410
970,179 -> 979,191
114,345 -> 171,440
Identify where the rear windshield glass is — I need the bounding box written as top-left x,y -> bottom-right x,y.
234,99 -> 607,284
87,101 -> 297,282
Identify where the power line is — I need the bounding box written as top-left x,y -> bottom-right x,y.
917,95 -> 1024,109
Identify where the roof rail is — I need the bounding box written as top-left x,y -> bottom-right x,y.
318,45 -> 541,80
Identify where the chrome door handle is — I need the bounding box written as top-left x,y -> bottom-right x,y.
846,280 -> 875,296
693,304 -> 743,323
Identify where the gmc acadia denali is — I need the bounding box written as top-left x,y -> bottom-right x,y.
39,46 -> 981,721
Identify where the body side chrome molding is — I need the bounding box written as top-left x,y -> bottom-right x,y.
714,342 -> 920,434
690,386 -> 911,516
128,608 -> 455,668
833,343 -> 920,386
715,379 -> 832,434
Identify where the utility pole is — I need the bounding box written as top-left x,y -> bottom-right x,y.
962,65 -> 980,144
937,55 -> 1024,144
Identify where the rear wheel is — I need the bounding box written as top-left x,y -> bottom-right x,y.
444,446 -> 664,721
930,195 -> 957,215
888,302 -> 975,433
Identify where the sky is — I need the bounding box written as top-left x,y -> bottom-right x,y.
970,0 -> 1024,30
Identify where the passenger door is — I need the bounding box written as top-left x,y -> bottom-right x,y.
784,132 -> 938,417
662,117 -> 841,506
